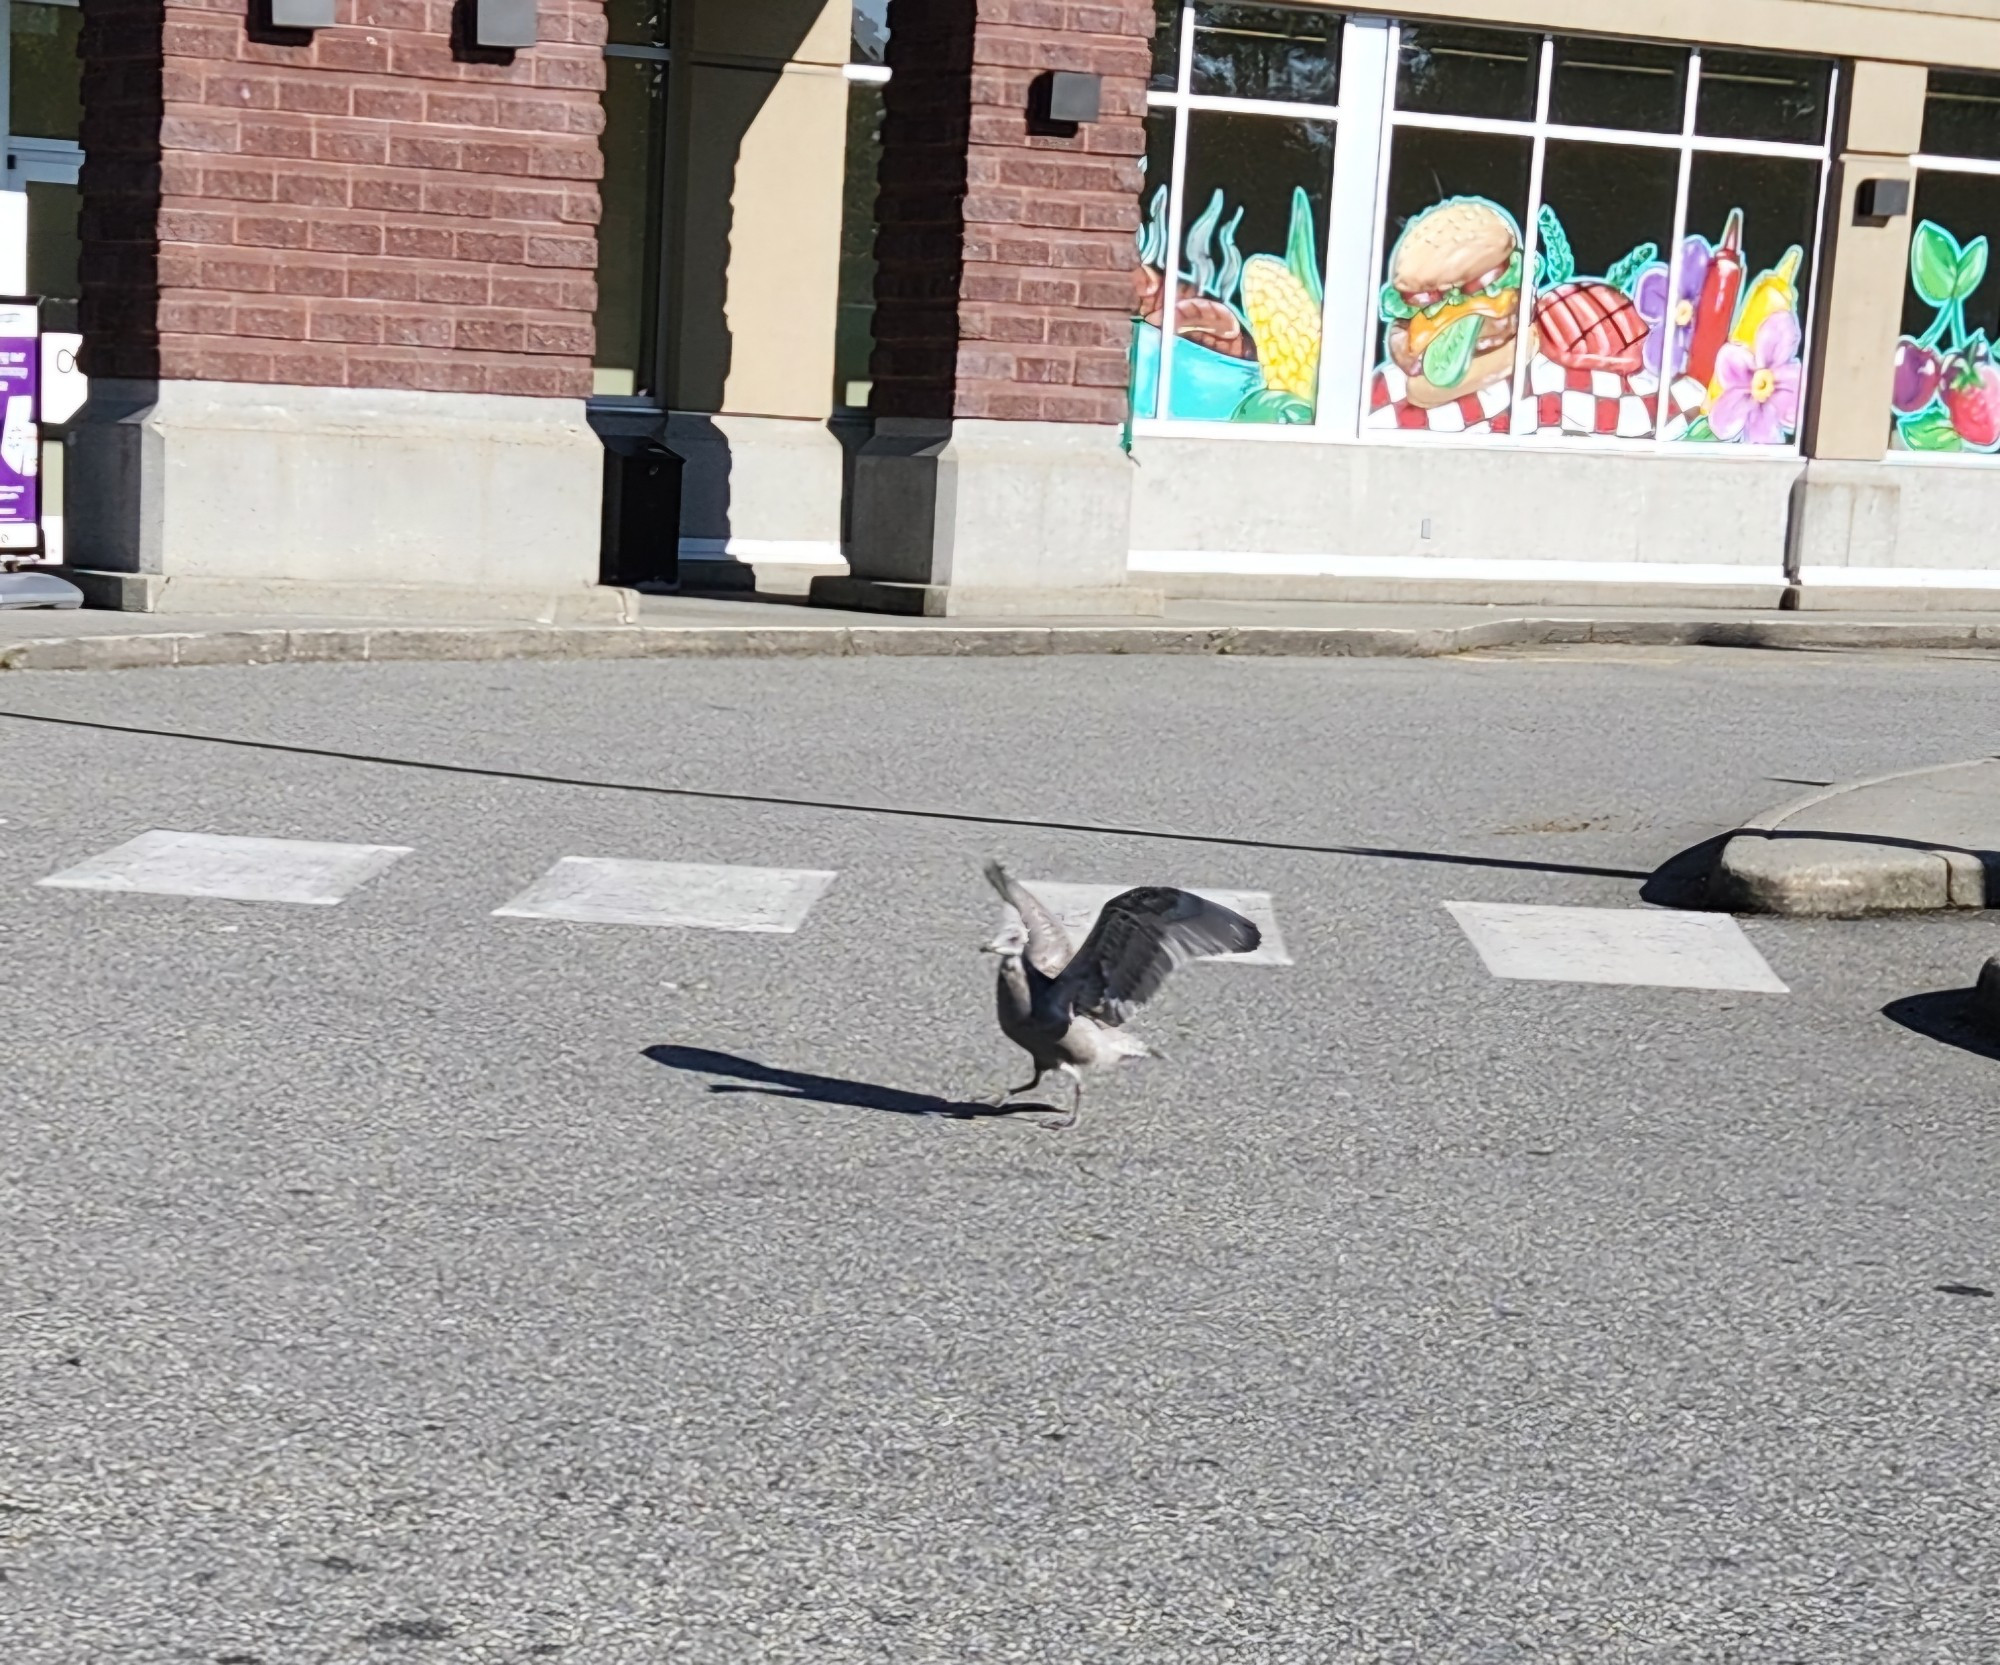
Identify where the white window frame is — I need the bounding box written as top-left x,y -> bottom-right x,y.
1137,7 -> 1837,461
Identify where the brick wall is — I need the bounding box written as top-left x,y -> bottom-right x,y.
872,0 -> 1152,425
79,0 -> 605,397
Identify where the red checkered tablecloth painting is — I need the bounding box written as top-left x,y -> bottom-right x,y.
1368,355 -> 1708,440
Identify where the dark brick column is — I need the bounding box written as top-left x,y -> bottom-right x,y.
819,0 -> 1161,618
78,0 -> 604,395
869,0 -> 1151,424
66,1 -> 617,614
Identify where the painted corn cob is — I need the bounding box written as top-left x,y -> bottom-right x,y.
1242,255 -> 1322,398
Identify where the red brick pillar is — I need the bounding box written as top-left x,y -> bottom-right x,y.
68,1 -> 621,619
818,0 -> 1161,618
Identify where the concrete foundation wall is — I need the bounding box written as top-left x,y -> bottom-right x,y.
844,418 -> 1138,594
69,379 -> 603,591
1796,460 -> 2000,591
1127,436 -> 1800,599
1128,438 -> 2000,606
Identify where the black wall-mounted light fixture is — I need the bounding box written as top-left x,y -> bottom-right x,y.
473,0 -> 539,48
1045,71 -> 1102,124
1855,176 -> 1911,222
1026,70 -> 1102,136
268,0 -> 336,26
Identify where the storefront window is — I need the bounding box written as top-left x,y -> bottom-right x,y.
25,180 -> 78,333
1376,127 -> 1532,427
1893,72 -> 2000,455
1190,1 -> 1339,103
1369,31 -> 1830,445
1694,50 -> 1831,146
1138,4 -> 1342,426
853,0 -> 887,68
833,2 -> 890,410
1396,24 -> 1535,121
9,0 -> 81,142
834,76 -> 885,410
10,1 -> 83,339
1137,9 -> 1833,451
1547,35 -> 1685,134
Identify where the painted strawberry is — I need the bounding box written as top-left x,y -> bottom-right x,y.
1943,347 -> 2000,449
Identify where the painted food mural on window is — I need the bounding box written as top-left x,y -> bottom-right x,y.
1367,199 -> 1805,444
1132,181 -> 1326,424
1889,221 -> 1998,452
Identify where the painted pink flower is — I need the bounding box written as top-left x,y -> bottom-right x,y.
1709,309 -> 1803,444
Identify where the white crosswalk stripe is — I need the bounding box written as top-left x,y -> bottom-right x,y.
998,879 -> 1292,967
493,857 -> 838,933
1446,901 -> 1787,993
32,831 -> 1806,1000
38,830 -> 412,907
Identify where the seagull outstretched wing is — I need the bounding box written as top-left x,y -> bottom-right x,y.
1052,886 -> 1260,1027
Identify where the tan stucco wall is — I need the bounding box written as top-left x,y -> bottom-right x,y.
1804,62 -> 1927,459
665,0 -> 848,420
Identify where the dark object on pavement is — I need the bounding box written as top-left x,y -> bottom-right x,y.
1967,954 -> 2000,1034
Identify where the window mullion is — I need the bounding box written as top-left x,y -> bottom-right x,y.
1154,4 -> 1197,421
1508,36 -> 1556,421
1318,15 -> 1390,440
1653,48 -> 1704,443
1357,19 -> 1402,435
1793,61 -> 1840,471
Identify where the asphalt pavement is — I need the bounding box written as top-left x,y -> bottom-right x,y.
0,644 -> 1994,1662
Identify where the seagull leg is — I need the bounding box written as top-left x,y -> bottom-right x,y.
990,1067 -> 1043,1108
1042,1066 -> 1082,1132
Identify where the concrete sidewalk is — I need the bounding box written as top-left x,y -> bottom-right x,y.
6,591 -> 2000,672
1715,759 -> 2000,915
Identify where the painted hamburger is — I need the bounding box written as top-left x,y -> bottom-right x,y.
1381,197 -> 1535,409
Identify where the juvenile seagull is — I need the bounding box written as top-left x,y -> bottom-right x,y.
982,861 -> 1261,1130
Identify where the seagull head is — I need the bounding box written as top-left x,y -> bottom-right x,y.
981,918 -> 1029,957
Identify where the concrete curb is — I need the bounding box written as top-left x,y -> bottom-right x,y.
4,614 -> 2000,673
1712,759 -> 2000,916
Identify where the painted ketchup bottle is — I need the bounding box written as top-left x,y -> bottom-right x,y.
1685,209 -> 1745,387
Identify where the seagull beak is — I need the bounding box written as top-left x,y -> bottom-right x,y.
982,922 -> 1027,956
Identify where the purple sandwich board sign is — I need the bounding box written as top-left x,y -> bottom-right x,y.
0,299 -> 39,559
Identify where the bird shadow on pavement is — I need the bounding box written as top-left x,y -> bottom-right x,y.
1881,989 -> 2000,1063
643,1045 -> 1049,1120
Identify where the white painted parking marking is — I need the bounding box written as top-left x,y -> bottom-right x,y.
996,880 -> 1291,966
1445,902 -> 1787,993
38,830 -> 412,906
494,859 -> 837,933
